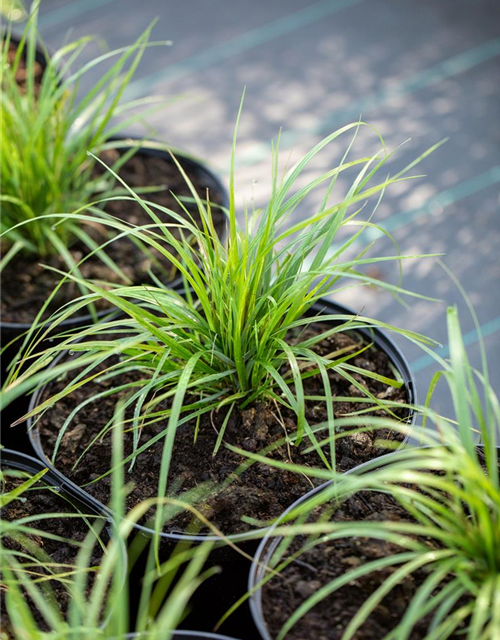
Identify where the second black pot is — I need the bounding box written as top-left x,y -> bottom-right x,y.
25,296 -> 416,553
0,448 -> 128,631
248,444 -> 498,640
22,297 -> 416,635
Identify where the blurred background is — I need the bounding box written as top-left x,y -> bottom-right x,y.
6,0 -> 500,419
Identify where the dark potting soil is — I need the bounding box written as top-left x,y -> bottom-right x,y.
0,149 -> 226,324
260,491 -> 457,640
3,41 -> 44,92
35,325 -> 408,536
0,470 -> 108,633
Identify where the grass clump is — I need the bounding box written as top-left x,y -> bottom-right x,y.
0,421 -> 218,640
249,304 -> 499,640
0,0 -> 168,272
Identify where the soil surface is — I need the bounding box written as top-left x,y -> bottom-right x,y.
260,490 -> 459,640
36,324 -> 409,535
3,41 -> 44,92
0,468 -> 108,633
0,149 -> 226,325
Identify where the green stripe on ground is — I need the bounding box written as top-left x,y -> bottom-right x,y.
305,165 -> 500,267
126,0 -> 365,99
411,316 -> 500,373
237,37 -> 500,167
39,0 -> 119,29
366,165 -> 500,239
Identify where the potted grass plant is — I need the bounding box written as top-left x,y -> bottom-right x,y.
247,305 -> 499,640
0,3 -> 228,367
0,464 -> 242,640
4,109 -> 442,549
0,448 -> 126,634
0,443 -> 241,640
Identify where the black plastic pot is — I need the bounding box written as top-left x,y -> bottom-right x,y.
23,297 -> 415,637
0,448 -> 128,630
0,139 -> 228,441
26,296 -> 416,550
0,447 -> 120,516
0,35 -> 218,353
0,447 -> 127,547
0,138 -> 228,339
1,31 -> 51,76
2,449 -> 249,637
1,33 -> 228,354
0,32 -> 53,447
248,444 -> 498,640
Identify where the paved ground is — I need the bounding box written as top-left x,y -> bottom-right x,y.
29,1 -> 500,419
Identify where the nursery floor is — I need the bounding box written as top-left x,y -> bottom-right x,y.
35,1 -> 499,430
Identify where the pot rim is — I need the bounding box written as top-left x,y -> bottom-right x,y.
0,138 -> 229,332
247,442 -> 498,640
2,29 -> 55,71
122,632 -> 242,640
25,296 -> 416,545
